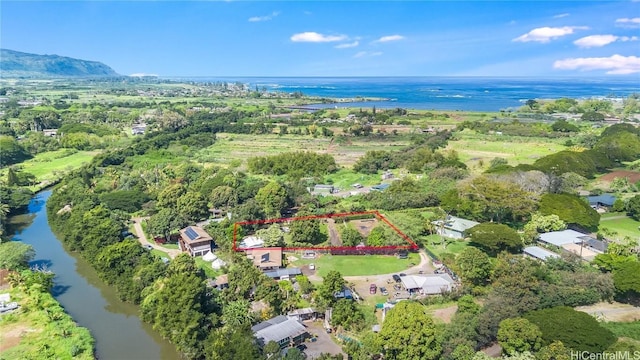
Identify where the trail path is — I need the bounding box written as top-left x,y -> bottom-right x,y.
131,217 -> 181,259
326,219 -> 341,247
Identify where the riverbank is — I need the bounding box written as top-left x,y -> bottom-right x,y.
0,278 -> 94,359
8,191 -> 180,360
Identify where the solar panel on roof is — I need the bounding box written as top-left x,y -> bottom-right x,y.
185,227 -> 199,241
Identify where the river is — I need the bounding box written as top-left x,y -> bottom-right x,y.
8,190 -> 180,360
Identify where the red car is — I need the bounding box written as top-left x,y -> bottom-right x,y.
369,284 -> 377,294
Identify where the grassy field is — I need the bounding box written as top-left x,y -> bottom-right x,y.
599,213 -> 640,241
446,130 -> 566,172
601,321 -> 640,341
194,257 -> 222,279
424,235 -> 470,258
290,253 -> 420,277
1,149 -> 97,188
195,133 -> 412,168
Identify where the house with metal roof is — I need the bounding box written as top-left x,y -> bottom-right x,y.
400,274 -> 455,295
432,215 -> 480,239
538,229 -> 591,247
252,315 -> 309,349
587,194 -> 616,209
264,267 -> 302,280
239,236 -> 265,249
523,246 -> 560,261
371,183 -> 391,191
178,226 -> 214,257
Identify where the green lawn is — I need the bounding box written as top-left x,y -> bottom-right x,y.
150,249 -> 170,261
1,149 -> 97,188
195,257 -> 222,279
599,213 -> 640,241
291,253 -> 420,277
424,235 -> 470,258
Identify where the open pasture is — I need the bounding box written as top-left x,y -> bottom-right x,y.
446,131 -> 566,170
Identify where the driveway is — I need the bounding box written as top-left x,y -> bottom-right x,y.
131,217 -> 181,259
303,322 -> 345,359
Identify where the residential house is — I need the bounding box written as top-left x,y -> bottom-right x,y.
371,183 -> 390,191
247,247 -> 282,270
538,229 -> 604,261
523,246 -> 560,262
252,315 -> 309,349
178,226 -> 214,257
287,308 -> 321,322
432,215 -> 480,239
131,123 -> 147,135
587,194 -> 616,210
264,267 -> 302,281
400,274 -> 455,295
239,236 -> 265,249
42,129 -> 58,137
313,184 -> 335,195
381,170 -> 394,180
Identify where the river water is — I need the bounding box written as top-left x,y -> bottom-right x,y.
9,190 -> 180,360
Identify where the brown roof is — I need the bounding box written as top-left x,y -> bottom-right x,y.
179,226 -> 213,245
247,248 -> 283,268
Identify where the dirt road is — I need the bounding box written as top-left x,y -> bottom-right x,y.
131,217 -> 182,259
326,219 -> 342,246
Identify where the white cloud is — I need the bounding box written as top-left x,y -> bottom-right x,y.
248,11 -> 280,22
335,41 -> 359,49
353,51 -> 383,58
574,34 -> 639,48
374,35 -> 404,43
513,26 -> 588,43
615,17 -> 640,28
553,54 -> 640,74
553,13 -> 570,18
290,32 -> 347,43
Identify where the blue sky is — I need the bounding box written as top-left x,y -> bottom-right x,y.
2,1 -> 639,77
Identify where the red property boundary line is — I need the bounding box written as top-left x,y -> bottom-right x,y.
233,210 -> 419,252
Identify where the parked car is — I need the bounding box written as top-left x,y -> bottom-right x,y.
296,344 -> 307,352
380,287 -> 388,296
392,274 -> 401,282
399,273 -> 407,277
309,263 -> 315,270
143,244 -> 153,250
369,283 -> 377,294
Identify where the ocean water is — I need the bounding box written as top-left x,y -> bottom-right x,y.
185,77 -> 640,112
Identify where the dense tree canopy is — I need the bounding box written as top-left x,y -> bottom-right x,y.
379,301 -> 441,360
538,193 -> 600,231
248,151 -> 337,178
524,306 -> 616,353
467,223 -> 523,255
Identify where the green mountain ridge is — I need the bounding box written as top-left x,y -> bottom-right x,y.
0,49 -> 120,78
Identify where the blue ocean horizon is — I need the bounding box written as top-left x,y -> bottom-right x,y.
172,76 -> 640,112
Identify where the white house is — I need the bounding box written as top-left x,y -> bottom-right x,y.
432,216 -> 480,239
400,274 -> 455,295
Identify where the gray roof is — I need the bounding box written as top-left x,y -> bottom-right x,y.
264,268 -> 302,279
587,194 -> 616,207
524,246 -> 560,261
433,216 -> 480,233
252,315 -> 288,332
539,230 -> 588,247
252,316 -> 307,345
400,274 -> 455,294
583,238 -> 608,253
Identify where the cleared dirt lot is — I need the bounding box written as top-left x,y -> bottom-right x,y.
576,302 -> 640,322
303,322 -> 346,359
350,219 -> 378,237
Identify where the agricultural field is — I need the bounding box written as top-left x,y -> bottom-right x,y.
195,133 -> 412,168
446,130 -> 567,171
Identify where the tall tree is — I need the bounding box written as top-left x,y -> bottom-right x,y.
497,318 -> 543,355
379,301 -> 441,360
255,182 -> 288,218
456,247 -> 493,286
467,223 -> 522,255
